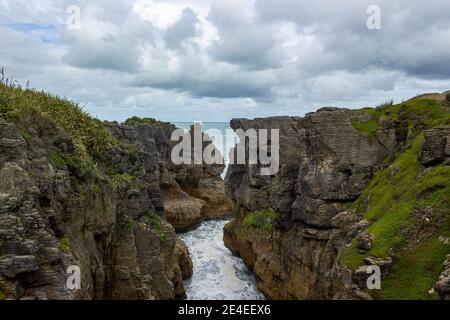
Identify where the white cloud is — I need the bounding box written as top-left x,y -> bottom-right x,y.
1,0 -> 450,122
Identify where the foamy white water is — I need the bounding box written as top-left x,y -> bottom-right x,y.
179,220 -> 265,300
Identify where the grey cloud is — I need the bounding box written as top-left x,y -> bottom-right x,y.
164,7 -> 199,50
62,2 -> 155,72
209,26 -> 283,71
255,0 -> 450,78
207,1 -> 282,70
133,68 -> 274,99
131,50 -> 277,99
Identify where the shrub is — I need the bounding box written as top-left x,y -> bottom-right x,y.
124,116 -> 162,127
58,236 -> 71,253
112,173 -> 136,188
244,209 -> 278,232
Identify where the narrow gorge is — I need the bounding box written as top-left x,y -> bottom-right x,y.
1,82 -> 450,300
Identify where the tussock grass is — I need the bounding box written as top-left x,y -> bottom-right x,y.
0,80 -> 115,160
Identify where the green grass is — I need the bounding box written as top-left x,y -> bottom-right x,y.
58,236 -> 71,253
124,116 -> 162,127
111,173 -> 148,192
49,151 -> 104,179
351,118 -> 381,138
351,99 -> 450,138
341,134 -> 432,267
373,236 -> 450,300
148,211 -> 168,244
112,173 -> 136,188
244,209 -> 278,232
340,129 -> 450,299
0,83 -> 116,160
0,291 -> 6,300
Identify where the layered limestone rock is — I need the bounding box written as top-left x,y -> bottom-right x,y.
0,116 -> 194,300
110,122 -> 232,231
224,109 -> 404,299
225,99 -> 450,300
0,110 -> 228,300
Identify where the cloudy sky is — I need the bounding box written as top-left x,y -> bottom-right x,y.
1,0 -> 450,122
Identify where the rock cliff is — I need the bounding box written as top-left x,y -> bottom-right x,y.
107,122 -> 232,232
225,95 -> 450,299
0,83 -> 229,300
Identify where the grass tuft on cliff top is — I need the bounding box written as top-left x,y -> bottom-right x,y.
124,116 -> 162,127
351,98 -> 450,138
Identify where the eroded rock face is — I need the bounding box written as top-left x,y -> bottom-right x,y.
107,122 -> 232,232
0,115 -> 226,300
224,109 -> 398,299
419,128 -> 450,166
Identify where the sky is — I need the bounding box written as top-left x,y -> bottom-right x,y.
1,0 -> 450,122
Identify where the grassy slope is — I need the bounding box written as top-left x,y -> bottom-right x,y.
0,83 -> 114,159
341,97 -> 450,299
